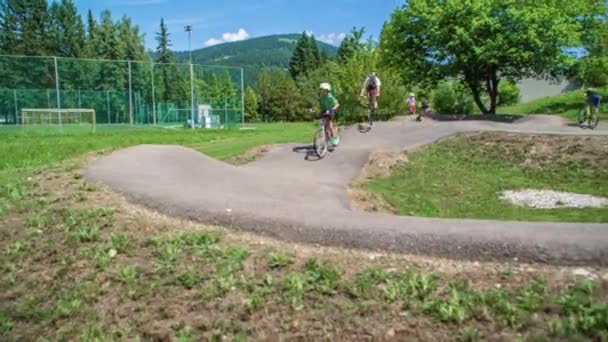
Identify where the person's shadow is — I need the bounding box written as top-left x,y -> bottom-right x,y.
292,145 -> 319,161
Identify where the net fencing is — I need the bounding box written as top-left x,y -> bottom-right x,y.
0,55 -> 244,129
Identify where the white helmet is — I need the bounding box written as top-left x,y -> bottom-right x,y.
319,82 -> 331,91
409,92 -> 415,97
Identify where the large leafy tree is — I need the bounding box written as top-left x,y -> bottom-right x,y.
380,0 -> 601,114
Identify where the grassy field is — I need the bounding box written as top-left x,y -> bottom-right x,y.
498,88 -> 608,121
1,124 -> 607,340
0,123 -> 311,170
364,132 -> 608,223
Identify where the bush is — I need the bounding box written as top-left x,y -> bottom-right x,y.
431,81 -> 475,114
498,80 -> 520,106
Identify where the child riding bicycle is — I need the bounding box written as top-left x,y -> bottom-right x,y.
319,82 -> 340,146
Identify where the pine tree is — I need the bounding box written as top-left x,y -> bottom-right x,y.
0,0 -> 51,55
85,9 -> 97,57
288,32 -> 321,80
155,18 -> 173,64
337,27 -> 365,64
49,0 -> 85,57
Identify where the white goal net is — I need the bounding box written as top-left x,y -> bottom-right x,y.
21,108 -> 96,131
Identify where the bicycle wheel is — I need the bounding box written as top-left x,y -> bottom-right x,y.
576,108 -> 586,128
589,110 -> 599,129
313,128 -> 328,159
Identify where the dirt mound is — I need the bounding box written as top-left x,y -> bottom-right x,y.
349,151 -> 408,213
453,132 -> 608,171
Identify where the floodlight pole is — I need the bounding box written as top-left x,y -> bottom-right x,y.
185,25 -> 195,129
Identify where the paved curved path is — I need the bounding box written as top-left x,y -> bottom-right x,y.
86,115 -> 608,265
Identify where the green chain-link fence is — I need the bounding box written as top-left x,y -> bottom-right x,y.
0,55 -> 244,129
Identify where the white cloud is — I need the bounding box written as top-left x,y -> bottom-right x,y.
316,33 -> 346,46
305,31 -> 346,46
204,29 -> 250,46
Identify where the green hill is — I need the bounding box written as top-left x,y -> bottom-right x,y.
173,34 -> 338,85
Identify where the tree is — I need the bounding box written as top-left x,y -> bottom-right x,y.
85,9 -> 97,57
154,18 -> 185,102
155,18 -> 172,64
336,27 -> 365,64
244,86 -> 259,121
0,0 -> 51,55
380,0 -> 601,114
49,0 -> 85,57
288,32 -> 321,79
256,69 -> 302,121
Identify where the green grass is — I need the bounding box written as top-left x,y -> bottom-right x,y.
364,134 -> 608,222
0,122 -> 311,170
498,88 -> 608,121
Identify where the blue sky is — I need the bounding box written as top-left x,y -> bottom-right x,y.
72,0 -> 402,51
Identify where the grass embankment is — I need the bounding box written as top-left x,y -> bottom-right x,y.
0,125 -> 607,340
364,132 -> 608,223
498,88 -> 608,121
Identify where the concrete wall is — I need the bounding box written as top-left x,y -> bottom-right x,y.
517,77 -> 579,103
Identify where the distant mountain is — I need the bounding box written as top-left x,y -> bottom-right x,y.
172,34 -> 338,86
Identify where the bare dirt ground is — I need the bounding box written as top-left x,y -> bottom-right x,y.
2,157 -> 608,341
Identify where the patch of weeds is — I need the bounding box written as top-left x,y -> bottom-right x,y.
424,280 -> 475,324
114,265 -> 142,299
72,191 -> 87,202
26,209 -> 55,230
110,232 -> 129,254
551,280 -> 608,338
80,245 -> 114,270
153,240 -> 183,273
268,252 -> 293,269
176,268 -> 201,289
176,325 -> 194,342
12,294 -> 51,322
81,322 -> 111,341
458,327 -> 480,342
200,271 -> 239,301
282,273 -> 306,309
223,247 -> 249,266
5,240 -> 28,257
349,267 -> 388,298
245,274 -> 274,312
0,313 -> 14,335
93,247 -> 113,270
53,282 -> 98,320
384,270 -> 439,303
61,208 -> 115,243
177,231 -> 222,247
302,258 -> 341,295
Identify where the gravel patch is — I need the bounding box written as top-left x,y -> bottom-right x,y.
501,189 -> 608,209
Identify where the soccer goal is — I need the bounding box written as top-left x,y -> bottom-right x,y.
21,108 -> 96,131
